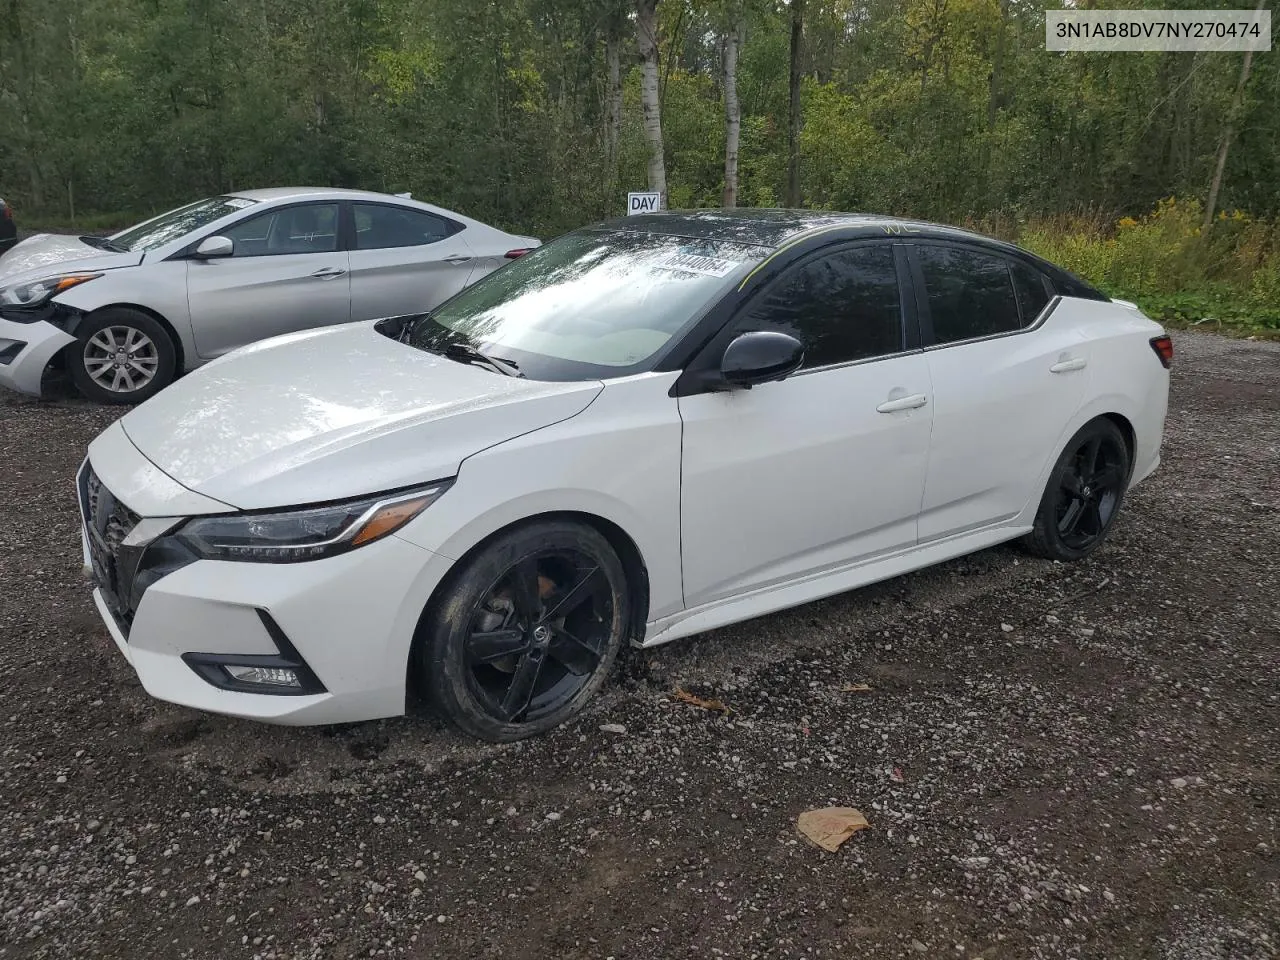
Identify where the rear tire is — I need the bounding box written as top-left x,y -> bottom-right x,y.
1023,418 -> 1131,562
417,520 -> 631,742
69,308 -> 177,405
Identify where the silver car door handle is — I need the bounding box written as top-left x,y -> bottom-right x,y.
1050,357 -> 1087,373
876,393 -> 929,413
310,267 -> 347,280
442,254 -> 472,264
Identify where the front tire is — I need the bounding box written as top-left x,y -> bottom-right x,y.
418,520 -> 631,742
69,308 -> 177,405
1023,418 -> 1131,562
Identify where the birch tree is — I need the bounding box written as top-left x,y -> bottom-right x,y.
635,0 -> 667,204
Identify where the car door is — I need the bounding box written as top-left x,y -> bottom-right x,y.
347,202 -> 477,321
186,202 -> 350,359
909,242 -> 1090,542
677,241 -> 934,608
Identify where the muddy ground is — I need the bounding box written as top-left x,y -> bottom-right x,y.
0,331 -> 1276,960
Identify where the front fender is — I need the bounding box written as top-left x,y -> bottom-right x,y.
53,261 -> 197,369
392,372 -> 686,623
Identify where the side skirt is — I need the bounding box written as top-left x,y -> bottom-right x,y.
637,521 -> 1030,648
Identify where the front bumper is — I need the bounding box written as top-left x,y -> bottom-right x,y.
86,527 -> 456,725
0,315 -> 74,396
79,450 -> 458,725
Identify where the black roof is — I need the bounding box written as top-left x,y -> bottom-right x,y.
590,208 -> 1106,300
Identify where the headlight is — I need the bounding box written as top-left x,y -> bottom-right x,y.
0,272 -> 102,307
175,483 -> 451,563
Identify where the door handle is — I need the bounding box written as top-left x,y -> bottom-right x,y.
1050,357 -> 1087,373
310,267 -> 347,280
442,255 -> 472,264
876,393 -> 929,413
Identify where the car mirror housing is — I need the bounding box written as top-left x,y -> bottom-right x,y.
719,331 -> 805,389
194,235 -> 234,259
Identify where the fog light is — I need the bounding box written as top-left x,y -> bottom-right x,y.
223,665 -> 301,688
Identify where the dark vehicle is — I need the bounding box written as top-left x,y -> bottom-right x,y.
0,198 -> 16,255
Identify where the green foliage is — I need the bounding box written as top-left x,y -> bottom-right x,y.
1020,200 -> 1280,336
1,0 -> 1277,254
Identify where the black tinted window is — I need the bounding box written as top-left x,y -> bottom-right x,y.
917,245 -> 1020,344
354,204 -> 455,249
735,244 -> 902,368
223,204 -> 338,257
1011,261 -> 1051,325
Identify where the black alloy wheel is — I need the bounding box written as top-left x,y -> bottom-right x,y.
1024,418 -> 1131,561
419,521 -> 630,741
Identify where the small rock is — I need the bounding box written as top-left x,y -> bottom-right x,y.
545,811 -> 562,821
1000,623 -> 1014,633
1171,777 -> 1188,789
599,723 -> 627,735
912,940 -> 928,953
185,896 -> 200,907
372,815 -> 386,825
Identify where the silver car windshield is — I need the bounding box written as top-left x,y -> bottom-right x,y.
410,229 -> 768,376
110,196 -> 258,253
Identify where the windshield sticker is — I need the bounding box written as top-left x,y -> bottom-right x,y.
656,251 -> 741,278
224,197 -> 255,209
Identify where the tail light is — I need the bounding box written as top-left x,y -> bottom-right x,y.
504,248 -> 533,259
1149,335 -> 1173,368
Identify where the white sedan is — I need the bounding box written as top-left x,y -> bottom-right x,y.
0,188 -> 537,403
77,210 -> 1170,741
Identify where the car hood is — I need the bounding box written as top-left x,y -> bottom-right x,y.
0,233 -> 143,285
118,322 -> 604,510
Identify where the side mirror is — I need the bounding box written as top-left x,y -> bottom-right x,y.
719,331 -> 805,388
194,235 -> 233,259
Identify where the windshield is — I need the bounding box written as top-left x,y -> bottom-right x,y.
404,229 -> 768,380
110,196 -> 258,252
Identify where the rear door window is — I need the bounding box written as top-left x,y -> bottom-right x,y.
916,245 -> 1021,345
353,203 -> 458,249
1010,260 -> 1052,326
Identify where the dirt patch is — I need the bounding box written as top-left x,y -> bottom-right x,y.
0,331 -> 1277,959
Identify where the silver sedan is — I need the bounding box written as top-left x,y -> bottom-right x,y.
0,188 -> 539,403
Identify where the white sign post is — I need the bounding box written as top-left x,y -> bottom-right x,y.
627,191 -> 662,216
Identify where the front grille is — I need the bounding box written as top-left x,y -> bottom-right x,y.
81,464 -> 142,633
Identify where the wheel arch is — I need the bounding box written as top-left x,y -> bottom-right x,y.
405,509 -> 652,705
1100,411 -> 1136,471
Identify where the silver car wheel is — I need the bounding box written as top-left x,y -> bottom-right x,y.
83,325 -> 160,394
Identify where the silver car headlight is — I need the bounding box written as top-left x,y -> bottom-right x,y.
0,272 -> 102,308
176,483 -> 451,563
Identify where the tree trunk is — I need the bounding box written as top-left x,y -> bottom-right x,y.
983,0 -> 1009,207
1203,0 -> 1263,229
986,0 -> 1008,133
786,0 -> 805,208
636,0 -> 667,203
722,18 -> 743,208
605,35 -> 622,170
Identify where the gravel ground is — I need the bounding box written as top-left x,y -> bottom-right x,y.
0,331 -> 1276,960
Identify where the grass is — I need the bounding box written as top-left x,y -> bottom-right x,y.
19,211 -> 149,235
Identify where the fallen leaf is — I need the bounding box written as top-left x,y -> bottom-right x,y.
890,766 -> 905,783
840,683 -> 873,693
796,807 -> 870,852
672,688 -> 732,714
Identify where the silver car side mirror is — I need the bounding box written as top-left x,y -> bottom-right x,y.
194,235 -> 234,258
